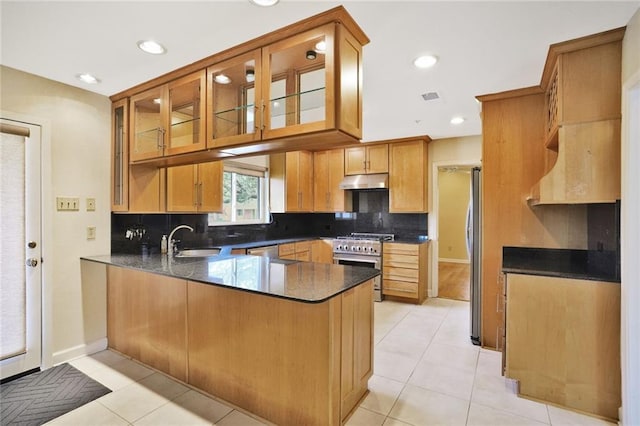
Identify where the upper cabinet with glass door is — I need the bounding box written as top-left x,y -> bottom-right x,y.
207,20 -> 366,153
130,71 -> 206,162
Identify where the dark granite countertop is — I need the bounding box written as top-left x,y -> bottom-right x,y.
502,247 -> 620,283
82,253 -> 380,303
391,236 -> 430,244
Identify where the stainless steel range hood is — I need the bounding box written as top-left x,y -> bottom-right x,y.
339,173 -> 389,190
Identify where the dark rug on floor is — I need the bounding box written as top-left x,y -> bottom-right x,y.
0,363 -> 111,426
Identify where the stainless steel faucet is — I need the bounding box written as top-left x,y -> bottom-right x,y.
167,225 -> 194,255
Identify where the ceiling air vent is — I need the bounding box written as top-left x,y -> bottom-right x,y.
421,91 -> 440,101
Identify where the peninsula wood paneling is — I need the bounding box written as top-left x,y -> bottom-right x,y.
107,266 -> 187,381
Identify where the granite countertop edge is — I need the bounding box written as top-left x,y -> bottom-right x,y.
81,254 -> 380,304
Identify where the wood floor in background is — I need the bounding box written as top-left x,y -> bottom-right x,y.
438,261 -> 470,301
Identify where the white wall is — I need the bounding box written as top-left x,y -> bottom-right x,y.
428,135 -> 482,296
0,65 -> 111,365
620,7 -> 640,425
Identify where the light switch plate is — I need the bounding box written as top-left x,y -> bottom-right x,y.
86,198 -> 96,211
87,226 -> 96,240
56,197 -> 80,211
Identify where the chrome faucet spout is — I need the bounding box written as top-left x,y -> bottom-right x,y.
167,225 -> 194,255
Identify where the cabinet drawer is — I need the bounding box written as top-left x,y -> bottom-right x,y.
383,267 -> 419,282
295,240 -> 312,252
382,280 -> 418,298
383,253 -> 418,269
278,243 -> 295,257
383,244 -> 419,256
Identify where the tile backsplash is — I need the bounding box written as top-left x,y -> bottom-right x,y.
111,208 -> 427,254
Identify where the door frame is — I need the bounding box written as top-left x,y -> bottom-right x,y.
621,69 -> 640,426
0,110 -> 53,373
429,159 -> 481,298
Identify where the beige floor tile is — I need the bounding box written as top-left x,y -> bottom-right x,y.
420,341 -> 479,373
472,372 -> 549,423
345,407 -> 386,426
216,410 -> 267,425
467,402 -> 549,425
476,348 -> 503,376
135,373 -> 189,400
359,375 -> 405,416
383,418 -> 414,426
376,332 -> 431,361
45,400 -> 129,426
99,382 -> 174,423
68,350 -> 127,375
547,405 -> 617,426
134,390 -> 233,425
87,358 -> 155,391
408,360 -> 475,400
373,347 -> 421,383
388,384 -> 470,426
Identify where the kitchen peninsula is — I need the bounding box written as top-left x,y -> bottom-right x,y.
81,253 -> 377,425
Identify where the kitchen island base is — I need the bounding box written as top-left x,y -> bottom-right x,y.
105,263 -> 373,425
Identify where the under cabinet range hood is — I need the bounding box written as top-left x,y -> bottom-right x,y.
339,173 -> 389,190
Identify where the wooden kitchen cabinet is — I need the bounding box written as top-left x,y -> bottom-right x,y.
278,240 -> 312,261
382,242 -> 428,304
269,151 -> 313,212
107,266 -> 188,381
312,239 -> 334,264
505,273 -> 620,420
530,28 -> 623,205
313,148 -> 352,212
111,99 -> 128,211
389,138 -> 429,213
340,281 -> 373,422
130,70 -> 206,162
201,10 -> 367,157
128,165 -> 166,213
167,161 -> 223,212
344,144 -> 388,175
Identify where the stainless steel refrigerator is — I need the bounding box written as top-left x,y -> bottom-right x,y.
466,167 -> 482,345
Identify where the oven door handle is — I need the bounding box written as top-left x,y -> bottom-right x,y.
334,256 -> 380,265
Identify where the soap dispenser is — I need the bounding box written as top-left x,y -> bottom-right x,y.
161,235 -> 168,254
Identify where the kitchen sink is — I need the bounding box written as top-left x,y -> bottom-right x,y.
175,248 -> 221,258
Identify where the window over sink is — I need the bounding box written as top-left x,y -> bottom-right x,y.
208,159 -> 269,226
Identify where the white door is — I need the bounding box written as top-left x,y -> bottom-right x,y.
0,118 -> 42,379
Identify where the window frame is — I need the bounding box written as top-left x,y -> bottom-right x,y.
207,161 -> 269,226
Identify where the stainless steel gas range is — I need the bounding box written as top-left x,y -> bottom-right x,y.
332,233 -> 394,302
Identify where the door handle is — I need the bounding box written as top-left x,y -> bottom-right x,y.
26,258 -> 38,267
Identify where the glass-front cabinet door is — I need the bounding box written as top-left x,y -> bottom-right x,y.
262,23 -> 335,140
207,50 -> 262,148
111,99 -> 128,211
130,71 -> 205,161
130,85 -> 166,162
165,71 -> 206,156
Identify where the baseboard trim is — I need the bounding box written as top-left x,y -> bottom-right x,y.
52,338 -> 108,365
439,258 -> 470,264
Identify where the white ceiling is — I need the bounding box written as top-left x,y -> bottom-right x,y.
1,1 -> 638,141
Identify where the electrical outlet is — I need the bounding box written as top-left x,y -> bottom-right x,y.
56,197 -> 80,211
87,226 -> 96,240
86,198 -> 96,211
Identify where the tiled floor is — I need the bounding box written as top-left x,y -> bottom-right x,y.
47,298 -> 615,426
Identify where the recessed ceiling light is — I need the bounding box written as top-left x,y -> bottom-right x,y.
413,55 -> 438,69
450,116 -> 465,125
245,70 -> 255,83
214,74 -> 231,84
315,40 -> 327,53
249,0 -> 279,6
153,98 -> 161,104
137,40 -> 166,55
76,73 -> 100,84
